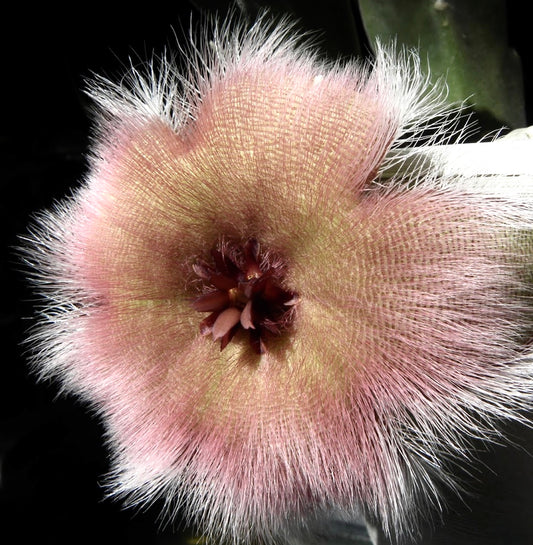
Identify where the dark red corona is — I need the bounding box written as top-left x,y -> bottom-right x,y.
192,239 -> 297,353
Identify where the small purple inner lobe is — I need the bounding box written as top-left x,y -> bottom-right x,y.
192,239 -> 297,353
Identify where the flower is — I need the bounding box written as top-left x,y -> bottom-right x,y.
23,14 -> 533,545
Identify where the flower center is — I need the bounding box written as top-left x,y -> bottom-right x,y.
192,239 -> 298,353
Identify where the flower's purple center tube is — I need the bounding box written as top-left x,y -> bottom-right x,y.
192,238 -> 298,353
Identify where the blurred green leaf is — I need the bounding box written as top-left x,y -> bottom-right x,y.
358,0 -> 526,132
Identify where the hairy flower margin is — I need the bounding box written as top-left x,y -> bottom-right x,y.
22,13 -> 533,545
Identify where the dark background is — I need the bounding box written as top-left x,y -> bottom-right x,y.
2,2 -> 532,544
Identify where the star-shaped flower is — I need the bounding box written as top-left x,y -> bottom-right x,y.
23,15 -> 533,544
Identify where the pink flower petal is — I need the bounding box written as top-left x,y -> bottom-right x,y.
212,307 -> 242,340
240,299 -> 255,330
